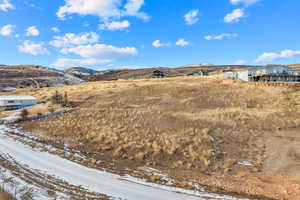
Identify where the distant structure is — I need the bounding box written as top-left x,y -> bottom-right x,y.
1,87 -> 16,92
152,70 -> 168,78
0,96 -> 36,110
227,66 -> 300,82
224,70 -> 238,79
188,69 -> 209,76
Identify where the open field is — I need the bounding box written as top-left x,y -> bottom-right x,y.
3,75 -> 300,199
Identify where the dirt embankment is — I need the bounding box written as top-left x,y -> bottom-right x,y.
10,76 -> 300,199
0,188 -> 13,200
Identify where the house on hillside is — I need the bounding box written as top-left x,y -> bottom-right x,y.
0,96 -> 36,110
152,70 -> 168,78
188,70 -> 208,76
224,71 -> 238,79
236,66 -> 300,82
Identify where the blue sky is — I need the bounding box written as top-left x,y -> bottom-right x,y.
0,0 -> 299,70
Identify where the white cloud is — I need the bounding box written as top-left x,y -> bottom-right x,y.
99,20 -> 130,31
117,65 -> 150,70
255,49 -> 300,63
124,0 -> 148,20
204,33 -> 238,40
57,0 -> 148,21
51,27 -> 60,33
234,60 -> 246,65
18,40 -> 49,55
0,0 -> 14,11
53,58 -> 112,68
184,9 -> 199,25
224,8 -> 245,23
152,40 -> 168,48
49,32 -> 99,48
26,26 -> 39,37
176,38 -> 189,47
60,44 -> 138,59
230,0 -> 260,6
0,24 -> 16,36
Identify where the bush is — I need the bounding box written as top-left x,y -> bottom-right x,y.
20,109 -> 29,119
47,106 -> 55,113
62,92 -> 69,106
51,91 -> 63,105
50,91 -> 69,106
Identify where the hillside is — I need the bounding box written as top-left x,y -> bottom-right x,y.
85,64 -> 261,81
64,67 -> 98,78
287,64 -> 300,73
0,65 -> 83,90
6,76 -> 300,199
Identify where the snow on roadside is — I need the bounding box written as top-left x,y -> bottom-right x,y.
0,111 -> 248,200
0,165 -> 68,200
237,161 -> 254,166
1,104 -> 43,123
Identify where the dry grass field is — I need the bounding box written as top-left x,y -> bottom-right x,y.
4,75 -> 300,199
0,188 -> 13,200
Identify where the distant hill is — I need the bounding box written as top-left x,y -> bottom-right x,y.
85,64 -> 262,81
2,64 -> 298,88
287,64 -> 300,73
65,67 -> 98,78
0,65 -> 84,89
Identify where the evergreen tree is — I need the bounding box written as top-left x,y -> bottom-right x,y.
51,91 -> 63,104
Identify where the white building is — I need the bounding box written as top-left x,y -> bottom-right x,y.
224,71 -> 238,79
237,66 -> 299,82
0,96 -> 36,110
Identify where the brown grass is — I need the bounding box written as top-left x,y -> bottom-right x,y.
0,188 -> 13,200
15,76 -> 300,175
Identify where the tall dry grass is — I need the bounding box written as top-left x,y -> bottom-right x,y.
20,77 -> 300,172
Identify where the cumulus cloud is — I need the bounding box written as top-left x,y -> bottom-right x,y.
184,9 -> 199,25
224,8 -> 245,23
0,24 -> 16,36
51,27 -> 60,33
49,32 -> 99,48
60,44 -> 138,59
0,0 -> 14,11
57,0 -> 148,21
26,26 -> 39,37
99,20 -> 130,31
204,33 -> 238,40
18,40 -> 49,55
255,49 -> 300,63
234,60 -> 246,65
230,0 -> 260,6
152,40 -> 168,48
176,38 -> 189,47
53,58 -> 112,68
124,0 -> 148,20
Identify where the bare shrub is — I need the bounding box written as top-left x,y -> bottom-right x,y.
20,109 -> 29,119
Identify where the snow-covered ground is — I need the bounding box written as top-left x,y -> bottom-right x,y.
0,111 -> 247,200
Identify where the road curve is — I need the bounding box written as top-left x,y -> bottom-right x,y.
0,123 -> 242,200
